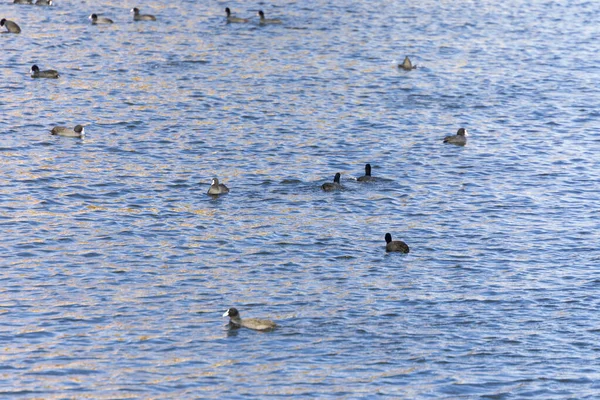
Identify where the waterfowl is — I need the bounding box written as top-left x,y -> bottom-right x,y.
131,7 -> 156,21
357,163 -> 373,182
223,308 -> 277,331
321,173 -> 342,192
399,56 -> 417,71
34,0 -> 52,5
207,178 -> 229,195
89,14 -> 114,24
0,18 -> 21,33
51,125 -> 85,138
14,0 -> 33,4
385,233 -> 409,253
225,7 -> 248,23
257,10 -> 282,24
443,128 -> 468,146
30,65 -> 59,79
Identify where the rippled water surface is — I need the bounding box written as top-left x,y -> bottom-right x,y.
2,0 -> 600,398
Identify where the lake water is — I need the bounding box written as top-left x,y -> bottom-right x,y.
2,0 -> 600,398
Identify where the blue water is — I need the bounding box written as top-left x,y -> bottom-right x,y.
2,0 -> 600,398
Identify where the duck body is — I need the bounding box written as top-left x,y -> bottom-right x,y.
399,56 -> 417,71
35,0 -> 52,5
1,18 -> 21,33
89,14 -> 114,24
207,178 -> 229,195
223,308 -> 277,331
258,10 -> 282,24
443,128 -> 468,146
385,233 -> 410,253
322,173 -> 342,192
225,7 -> 248,23
30,65 -> 59,79
51,125 -> 85,138
357,163 -> 373,182
14,0 -> 33,4
131,7 -> 156,21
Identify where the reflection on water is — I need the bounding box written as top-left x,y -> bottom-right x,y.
1,0 -> 600,398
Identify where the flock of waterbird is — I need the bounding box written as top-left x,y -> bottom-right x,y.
3,2 -> 470,331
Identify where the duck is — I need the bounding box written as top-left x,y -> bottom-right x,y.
13,0 -> 33,4
357,163 -> 373,182
34,0 -> 52,5
51,125 -> 85,138
207,178 -> 229,195
0,18 -> 21,34
225,7 -> 248,23
131,7 -> 156,21
385,233 -> 410,253
223,308 -> 277,331
89,14 -> 114,24
443,128 -> 468,146
30,65 -> 59,79
398,56 -> 417,71
257,10 -> 282,24
321,173 -> 342,192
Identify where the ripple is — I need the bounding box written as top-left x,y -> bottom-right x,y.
1,0 -> 600,398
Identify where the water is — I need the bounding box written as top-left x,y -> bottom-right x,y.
1,0 -> 600,398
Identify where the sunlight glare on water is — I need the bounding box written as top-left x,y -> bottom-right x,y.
1,0 -> 600,398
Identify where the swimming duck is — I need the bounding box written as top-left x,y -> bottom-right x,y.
89,14 -> 114,24
385,233 -> 410,253
0,18 -> 21,33
257,10 -> 282,24
443,128 -> 468,146
225,7 -> 248,23
207,178 -> 229,195
357,163 -> 373,182
398,56 -> 417,71
321,173 -> 342,192
34,0 -> 52,5
30,65 -> 59,79
223,307 -> 277,331
131,7 -> 156,21
51,125 -> 85,138
14,0 -> 33,4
